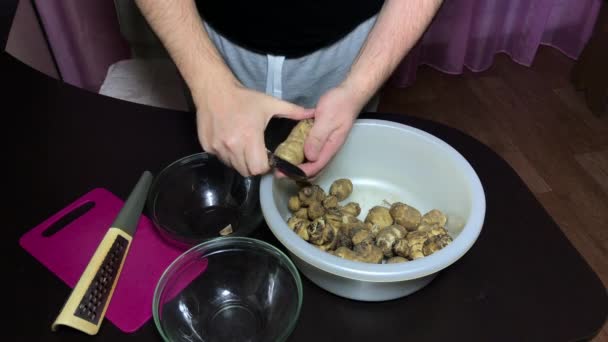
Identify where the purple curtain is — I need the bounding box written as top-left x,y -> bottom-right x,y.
33,0 -> 601,92
389,0 -> 603,87
34,0 -> 130,92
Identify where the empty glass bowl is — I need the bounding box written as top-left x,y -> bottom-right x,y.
153,237 -> 303,342
147,152 -> 264,249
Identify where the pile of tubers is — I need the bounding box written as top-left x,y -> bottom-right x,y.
285,178 -> 454,264
275,119 -> 454,264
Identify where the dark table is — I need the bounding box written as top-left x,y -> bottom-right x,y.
4,49 -> 607,341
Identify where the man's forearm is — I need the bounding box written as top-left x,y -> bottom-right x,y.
134,0 -> 237,98
343,0 -> 443,102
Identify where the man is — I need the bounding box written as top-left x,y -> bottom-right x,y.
134,0 -> 442,177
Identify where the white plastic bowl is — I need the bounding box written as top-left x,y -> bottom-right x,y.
260,119 -> 486,301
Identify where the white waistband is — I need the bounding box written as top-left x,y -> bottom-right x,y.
265,55 -> 285,99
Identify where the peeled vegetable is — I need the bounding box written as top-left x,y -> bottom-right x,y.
274,119 -> 314,165
219,225 -> 233,236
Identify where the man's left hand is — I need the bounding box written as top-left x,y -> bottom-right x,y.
299,85 -> 368,177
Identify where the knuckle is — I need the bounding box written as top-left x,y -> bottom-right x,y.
209,141 -> 222,154
222,135 -> 240,151
250,164 -> 267,176
199,138 -> 215,154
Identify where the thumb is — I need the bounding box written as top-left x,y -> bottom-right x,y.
269,99 -> 315,121
304,119 -> 333,162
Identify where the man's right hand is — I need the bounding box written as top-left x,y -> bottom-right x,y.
134,0 -> 312,177
193,81 -> 314,177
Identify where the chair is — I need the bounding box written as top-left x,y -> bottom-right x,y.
99,1 -> 194,111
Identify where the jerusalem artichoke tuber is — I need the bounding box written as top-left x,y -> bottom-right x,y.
332,241 -> 383,264
307,201 -> 326,220
405,231 -> 428,259
389,202 -> 421,231
422,233 -> 453,256
294,208 -> 308,220
287,216 -> 308,230
294,224 -> 309,241
324,212 -> 343,230
322,195 -> 339,209
364,206 -> 394,231
421,209 -> 447,227
298,185 -> 326,207
375,224 -> 408,257
387,256 -> 408,264
393,239 -> 411,258
288,195 -> 301,212
329,178 -> 353,201
350,226 -> 373,246
340,202 -> 361,217
274,119 -> 314,165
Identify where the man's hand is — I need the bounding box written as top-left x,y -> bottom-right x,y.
300,0 -> 443,177
194,82 -> 313,177
299,85 -> 366,177
134,0 -> 315,177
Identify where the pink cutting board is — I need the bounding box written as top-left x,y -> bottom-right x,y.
18,187 -> 203,333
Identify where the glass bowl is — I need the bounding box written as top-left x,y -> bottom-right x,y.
153,237 -> 303,342
147,152 -> 264,249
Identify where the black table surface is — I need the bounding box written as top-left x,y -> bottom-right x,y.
4,50 -> 607,341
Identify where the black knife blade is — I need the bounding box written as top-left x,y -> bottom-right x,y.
267,150 -> 311,185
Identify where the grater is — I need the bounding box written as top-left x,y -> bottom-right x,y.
51,170 -> 153,335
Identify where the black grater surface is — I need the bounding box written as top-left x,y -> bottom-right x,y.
74,235 -> 128,324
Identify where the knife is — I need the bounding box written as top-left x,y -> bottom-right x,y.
51,170 -> 153,335
267,149 -> 311,185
